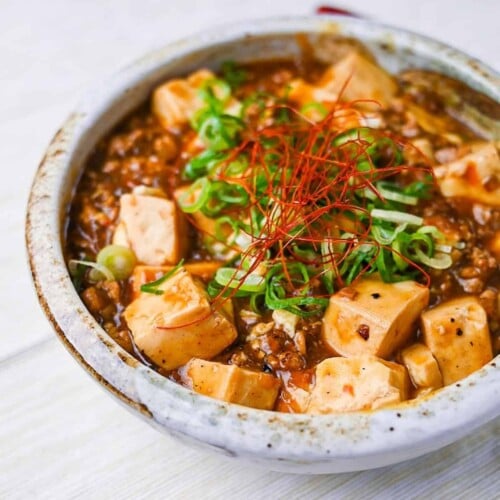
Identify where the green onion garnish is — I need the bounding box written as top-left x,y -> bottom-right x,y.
371,209 -> 423,226
214,267 -> 266,293
177,178 -> 211,213
415,250 -> 453,269
68,260 -> 115,282
140,259 -> 185,295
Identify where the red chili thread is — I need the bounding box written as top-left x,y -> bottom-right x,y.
197,94 -> 435,312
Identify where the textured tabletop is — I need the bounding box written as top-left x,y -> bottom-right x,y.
1,0 -> 499,498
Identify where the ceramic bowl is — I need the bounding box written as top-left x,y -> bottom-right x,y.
26,16 -> 500,474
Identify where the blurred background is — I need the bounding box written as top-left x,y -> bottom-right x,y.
1,1 -> 498,498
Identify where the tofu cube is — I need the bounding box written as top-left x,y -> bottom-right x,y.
434,142 -> 500,206
129,262 -> 222,300
123,268 -> 237,370
152,69 -> 241,129
288,78 -> 338,106
185,358 -> 280,410
320,52 -> 397,108
322,277 -> 429,359
152,69 -> 214,129
307,355 -> 409,414
421,297 -> 493,385
114,193 -> 186,266
400,343 -> 443,390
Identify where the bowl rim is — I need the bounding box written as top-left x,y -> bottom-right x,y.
26,15 -> 500,470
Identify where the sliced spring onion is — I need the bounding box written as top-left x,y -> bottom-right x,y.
321,240 -> 336,294
249,293 -> 265,313
212,181 -> 249,205
343,245 -> 375,284
197,114 -> 244,151
263,262 -> 329,317
292,243 -> 318,263
333,127 -> 403,167
240,251 -> 270,271
375,248 -> 392,282
408,231 -> 434,255
371,223 -> 408,245
265,281 -> 329,316
140,259 -> 185,295
96,245 -> 136,280
214,216 -> 239,244
199,78 -> 231,105
177,177 -> 211,213
391,236 -> 409,272
300,102 -> 328,120
224,156 -> 249,176
333,127 -> 376,148
68,260 -> 114,282
414,249 -> 453,270
416,225 -> 444,239
371,209 -> 423,226
376,186 -> 419,205
403,179 -> 432,199
184,150 -> 227,180
214,268 -> 266,293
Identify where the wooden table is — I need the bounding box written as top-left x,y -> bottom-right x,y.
1,0 -> 498,497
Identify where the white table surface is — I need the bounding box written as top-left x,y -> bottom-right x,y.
1,0 -> 499,497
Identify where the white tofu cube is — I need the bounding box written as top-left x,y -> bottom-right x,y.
322,276 -> 429,359
152,69 -> 241,129
400,343 -> 443,390
421,297 -> 493,385
320,52 -> 397,108
152,69 -> 214,129
123,268 -> 237,370
288,78 -> 338,106
114,193 -> 186,266
307,355 -> 409,414
434,142 -> 500,206
185,358 -> 280,410
129,262 -> 221,300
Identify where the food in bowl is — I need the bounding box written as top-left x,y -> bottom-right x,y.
65,39 -> 499,414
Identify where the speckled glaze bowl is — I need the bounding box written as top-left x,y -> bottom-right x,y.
26,16 -> 500,474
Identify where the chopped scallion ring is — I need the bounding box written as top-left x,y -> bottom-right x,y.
371,209 -> 423,226
415,250 -> 453,270
177,177 -> 211,213
300,102 -> 328,120
184,150 -> 227,180
215,268 -> 266,293
376,186 -> 419,205
214,216 -> 240,244
96,245 -> 136,280
68,260 -> 115,282
140,259 -> 185,295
